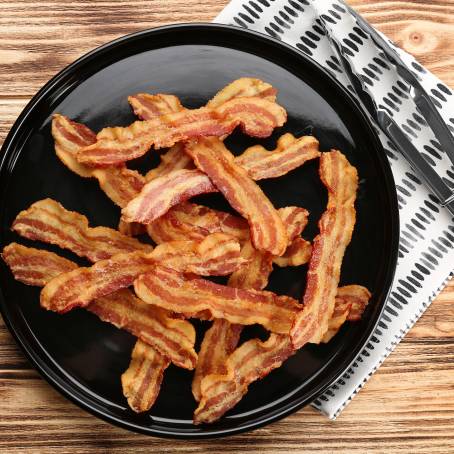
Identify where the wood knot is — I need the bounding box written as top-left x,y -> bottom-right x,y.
394,21 -> 443,56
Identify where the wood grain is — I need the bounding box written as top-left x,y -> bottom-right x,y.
0,1 -> 453,452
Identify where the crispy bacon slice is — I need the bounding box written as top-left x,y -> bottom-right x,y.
12,199 -> 153,262
40,233 -> 244,313
89,289 -> 197,369
123,134 -> 319,225
335,284 -> 371,321
129,94 -> 184,119
207,77 -> 277,107
227,241 -> 273,290
192,320 -> 242,402
194,333 -> 293,424
146,202 -> 249,244
192,240 -> 274,402
191,205 -> 309,401
145,144 -> 194,182
2,243 -> 77,286
131,78 -> 277,182
291,150 -> 358,348
194,284 -> 371,423
1,243 -> 197,369
124,169 -> 219,225
273,237 -> 312,267
52,114 -> 146,208
235,134 -> 320,180
121,340 -> 170,413
185,137 -> 288,256
134,266 -> 300,334
118,220 -> 146,236
147,203 -> 308,262
77,97 -> 287,166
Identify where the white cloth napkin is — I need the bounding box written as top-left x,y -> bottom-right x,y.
215,0 -> 454,419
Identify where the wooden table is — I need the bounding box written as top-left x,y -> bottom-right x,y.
1,1 -> 453,452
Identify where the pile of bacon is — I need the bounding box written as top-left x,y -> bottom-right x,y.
1,78 -> 370,424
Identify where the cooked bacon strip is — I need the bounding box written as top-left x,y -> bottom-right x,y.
123,135 -> 319,225
77,97 -> 287,166
335,284 -> 371,321
134,266 -> 300,334
194,284 -> 371,423
147,202 -> 309,264
192,240 -> 273,402
129,94 -> 184,119
131,78 -> 277,182
52,114 -> 146,208
124,169 -> 219,225
121,340 -> 170,413
89,289 -> 197,369
207,77 -> 277,107
40,233 -> 244,313
191,205 -> 309,401
235,134 -> 321,180
192,320 -> 242,402
291,150 -> 358,348
227,241 -> 273,290
273,237 -> 312,267
185,137 -> 288,256
1,243 -> 197,369
12,199 -> 153,262
147,202 -> 249,244
194,334 -> 293,424
2,243 -> 77,285
117,220 -> 146,236
145,144 -> 193,182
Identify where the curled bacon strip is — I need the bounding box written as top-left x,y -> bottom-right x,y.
52,114 -> 146,208
145,144 -> 193,182
131,78 -> 277,182
77,97 -> 287,166
147,202 -> 249,244
207,77 -> 277,107
88,289 -> 197,369
335,284 -> 371,322
184,138 -> 288,256
12,198 -> 153,262
134,266 -> 300,334
273,237 -> 312,267
291,150 -> 358,348
191,205 -> 309,401
227,241 -> 273,291
129,93 -> 184,119
122,134 -> 320,225
1,243 -> 197,369
192,241 -> 273,402
40,233 -> 244,313
193,284 -> 371,424
121,340 -> 170,413
148,202 -> 310,269
2,242 -> 77,285
192,320 -> 242,402
118,220 -> 146,237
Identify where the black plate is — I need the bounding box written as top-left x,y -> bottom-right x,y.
0,24 -> 399,438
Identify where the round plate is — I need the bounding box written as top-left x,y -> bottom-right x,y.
0,24 -> 399,438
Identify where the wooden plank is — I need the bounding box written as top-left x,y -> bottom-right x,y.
1,1 -> 454,452
0,337 -> 452,453
1,1 -> 454,95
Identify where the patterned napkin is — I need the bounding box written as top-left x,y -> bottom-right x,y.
215,0 -> 454,419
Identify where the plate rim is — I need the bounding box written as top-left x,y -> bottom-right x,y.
0,22 -> 400,439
